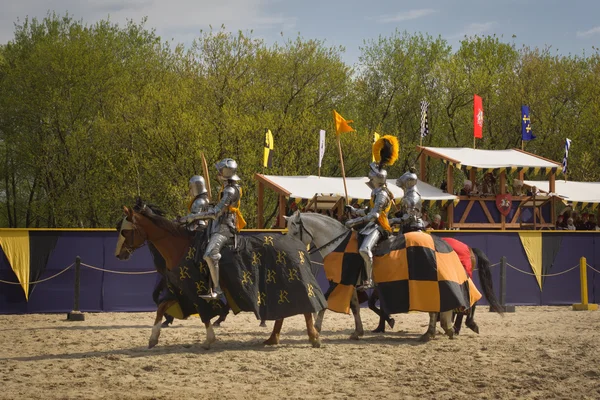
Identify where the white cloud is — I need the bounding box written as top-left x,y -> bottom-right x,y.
0,0 -> 296,46
450,22 -> 496,39
376,8 -> 437,24
576,26 -> 600,38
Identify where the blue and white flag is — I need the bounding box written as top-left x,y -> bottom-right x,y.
562,138 -> 572,175
521,105 -> 536,141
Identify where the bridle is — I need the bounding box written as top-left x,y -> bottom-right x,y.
117,216 -> 147,256
294,213 -> 348,255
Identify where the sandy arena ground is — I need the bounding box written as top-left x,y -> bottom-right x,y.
0,306 -> 599,399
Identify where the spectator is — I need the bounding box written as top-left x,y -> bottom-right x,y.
555,215 -> 564,230
588,214 -> 598,230
576,213 -> 587,230
513,179 -> 524,196
421,211 -> 431,229
481,173 -> 497,196
440,181 -> 447,193
430,214 -> 445,230
460,180 -> 473,196
566,218 -> 576,230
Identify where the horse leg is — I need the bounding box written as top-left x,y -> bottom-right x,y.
420,312 -> 438,342
349,290 -> 364,340
453,312 -> 464,335
259,318 -> 267,327
149,300 -> 174,348
213,303 -> 230,327
368,289 -> 394,333
314,309 -> 326,333
440,311 -> 455,339
264,319 -> 283,345
304,313 -> 321,348
465,304 -> 480,334
202,322 -> 216,350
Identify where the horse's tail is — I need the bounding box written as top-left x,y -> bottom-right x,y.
472,247 -> 504,315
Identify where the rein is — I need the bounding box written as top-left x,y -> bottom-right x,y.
297,215 -> 348,255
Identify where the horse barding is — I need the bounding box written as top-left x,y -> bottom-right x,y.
286,211 -> 503,341
115,199 -> 327,349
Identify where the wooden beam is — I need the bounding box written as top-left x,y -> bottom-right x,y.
446,164 -> 454,229
257,181 -> 264,229
278,194 -> 286,228
469,169 -> 476,186
479,200 -> 495,223
419,152 -> 427,181
254,173 -> 292,196
417,146 -> 462,166
459,200 -> 475,224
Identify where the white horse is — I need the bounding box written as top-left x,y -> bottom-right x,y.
285,211 -> 456,341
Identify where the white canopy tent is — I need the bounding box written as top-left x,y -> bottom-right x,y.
257,175 -> 457,205
419,147 -> 561,173
524,180 -> 600,209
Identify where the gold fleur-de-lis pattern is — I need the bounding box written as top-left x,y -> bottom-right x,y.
257,291 -> 267,306
179,266 -> 191,281
298,251 -> 305,264
263,236 -> 274,247
278,290 -> 290,304
287,268 -> 299,282
251,251 -> 262,267
186,247 -> 196,261
276,250 -> 287,265
266,269 -> 277,284
241,270 -> 253,285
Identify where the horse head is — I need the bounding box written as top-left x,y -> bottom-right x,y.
284,210 -> 312,246
115,205 -> 148,260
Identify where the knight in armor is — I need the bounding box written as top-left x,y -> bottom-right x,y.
185,175 -> 210,232
178,158 -> 247,299
390,167 -> 426,233
345,135 -> 399,289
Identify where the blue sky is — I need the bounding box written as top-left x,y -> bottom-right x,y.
1,0 -> 599,65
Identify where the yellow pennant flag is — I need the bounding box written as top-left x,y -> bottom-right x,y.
333,110 -> 355,135
372,132 -> 380,162
263,129 -> 274,168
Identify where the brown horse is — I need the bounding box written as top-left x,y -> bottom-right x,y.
115,202 -> 321,349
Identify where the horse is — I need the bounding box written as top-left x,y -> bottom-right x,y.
285,211 -> 503,342
115,200 -> 324,349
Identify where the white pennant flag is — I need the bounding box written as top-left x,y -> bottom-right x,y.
318,129 -> 326,168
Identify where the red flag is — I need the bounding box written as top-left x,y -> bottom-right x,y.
473,94 -> 483,138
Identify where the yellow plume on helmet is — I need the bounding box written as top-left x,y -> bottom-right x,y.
372,135 -> 399,169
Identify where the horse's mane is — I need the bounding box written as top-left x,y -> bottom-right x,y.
301,211 -> 346,231
133,198 -> 191,237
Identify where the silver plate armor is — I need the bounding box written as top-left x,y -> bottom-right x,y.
186,195 -> 210,231
189,175 -> 208,198
345,183 -> 392,289
395,169 -> 425,232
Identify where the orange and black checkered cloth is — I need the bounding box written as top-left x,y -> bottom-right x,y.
322,232 -> 363,313
373,231 -> 481,314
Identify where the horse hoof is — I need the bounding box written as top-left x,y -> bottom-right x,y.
213,321 -> 221,328
372,327 -> 385,333
148,339 -> 158,349
349,332 -> 360,341
388,318 -> 395,329
357,330 -> 365,337
259,322 -> 267,328
263,336 -> 280,346
467,322 -> 480,334
311,338 -> 321,348
419,333 -> 433,342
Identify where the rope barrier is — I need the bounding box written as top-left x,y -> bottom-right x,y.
586,264 -> 600,275
0,263 -> 74,285
80,262 -> 156,275
506,262 -> 579,277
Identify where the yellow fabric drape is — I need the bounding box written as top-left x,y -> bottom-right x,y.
219,187 -> 247,231
370,193 -> 392,233
518,232 -> 543,290
0,230 -> 30,300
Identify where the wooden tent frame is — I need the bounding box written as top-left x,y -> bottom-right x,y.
417,146 -> 561,230
254,173 -> 344,228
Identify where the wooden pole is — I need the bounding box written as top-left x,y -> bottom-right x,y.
336,134 -> 349,204
447,164 -> 454,229
473,137 -> 476,149
278,194 -> 286,228
201,152 -> 212,202
257,181 -> 264,229
419,152 -> 426,181
572,257 -> 599,310
500,171 -> 506,230
549,170 -> 556,228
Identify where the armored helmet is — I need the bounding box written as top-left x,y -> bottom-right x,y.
369,135 -> 399,189
216,158 -> 240,182
189,175 -> 207,198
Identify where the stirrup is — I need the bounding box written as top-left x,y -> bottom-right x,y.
357,280 -> 374,290
199,289 -> 222,300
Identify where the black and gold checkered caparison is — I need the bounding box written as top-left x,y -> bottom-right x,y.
322,231 -> 363,313
373,231 -> 481,314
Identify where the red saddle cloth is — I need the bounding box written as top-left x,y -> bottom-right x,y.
441,237 -> 473,278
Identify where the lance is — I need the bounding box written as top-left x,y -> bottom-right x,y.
201,152 -> 213,202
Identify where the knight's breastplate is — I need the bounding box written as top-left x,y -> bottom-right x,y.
212,185 -> 241,235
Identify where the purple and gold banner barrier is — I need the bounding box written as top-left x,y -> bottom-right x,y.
1,229 -> 599,313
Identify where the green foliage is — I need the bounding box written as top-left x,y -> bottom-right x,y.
1,14 -> 599,227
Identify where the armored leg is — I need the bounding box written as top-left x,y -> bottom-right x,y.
201,233 -> 228,299
358,230 -> 381,289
